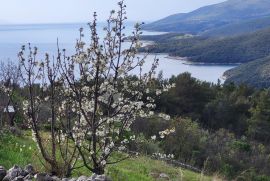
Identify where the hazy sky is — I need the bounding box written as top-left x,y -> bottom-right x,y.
0,0 -> 226,24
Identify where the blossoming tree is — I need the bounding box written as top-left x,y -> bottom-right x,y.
18,45 -> 80,176
17,1 -> 174,176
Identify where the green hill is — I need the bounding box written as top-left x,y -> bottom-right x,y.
143,0 -> 270,34
201,16 -> 270,37
224,56 -> 270,88
142,27 -> 270,64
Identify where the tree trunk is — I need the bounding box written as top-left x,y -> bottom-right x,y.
93,166 -> 105,175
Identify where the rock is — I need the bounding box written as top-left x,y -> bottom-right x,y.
61,178 -> 76,181
34,173 -> 54,181
12,175 -> 24,181
77,176 -> 88,181
51,176 -> 61,181
0,166 -> 7,181
24,174 -> 34,180
24,165 -> 35,175
68,178 -> 77,181
44,176 -> 54,181
19,170 -> 28,178
9,165 -> 22,178
159,173 -> 170,180
3,165 -> 24,181
88,174 -> 111,181
2,175 -> 9,181
1,165 -> 113,181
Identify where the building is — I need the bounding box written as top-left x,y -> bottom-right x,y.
1,105 -> 15,126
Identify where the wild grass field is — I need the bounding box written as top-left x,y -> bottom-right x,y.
0,130 -> 215,181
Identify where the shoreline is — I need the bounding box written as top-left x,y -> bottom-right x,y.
124,39 -> 155,47
165,56 -> 242,66
141,40 -> 155,47
139,32 -> 242,66
138,38 -> 242,66
220,75 -> 228,81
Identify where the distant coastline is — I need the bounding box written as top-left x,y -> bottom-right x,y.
165,56 -> 242,66
141,40 -> 155,47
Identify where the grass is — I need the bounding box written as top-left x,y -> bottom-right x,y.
106,157 -> 212,181
0,131 -> 214,181
0,131 -> 40,169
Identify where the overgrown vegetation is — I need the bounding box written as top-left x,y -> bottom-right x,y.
130,73 -> 270,180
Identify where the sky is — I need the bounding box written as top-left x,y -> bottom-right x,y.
0,0 -> 226,24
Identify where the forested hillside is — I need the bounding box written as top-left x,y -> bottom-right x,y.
201,16 -> 270,37
142,27 -> 270,63
224,56 -> 270,88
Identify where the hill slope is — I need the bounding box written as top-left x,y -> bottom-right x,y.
201,16 -> 270,37
143,0 -> 270,34
142,27 -> 270,63
224,56 -> 270,88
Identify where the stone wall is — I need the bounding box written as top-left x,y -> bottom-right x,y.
0,165 -> 111,181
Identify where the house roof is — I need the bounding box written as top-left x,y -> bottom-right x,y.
3,106 -> 15,113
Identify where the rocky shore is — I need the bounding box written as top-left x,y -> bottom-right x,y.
0,165 -> 110,181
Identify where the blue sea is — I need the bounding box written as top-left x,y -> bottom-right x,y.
0,22 -> 235,83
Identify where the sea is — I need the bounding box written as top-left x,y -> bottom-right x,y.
0,22 -> 236,83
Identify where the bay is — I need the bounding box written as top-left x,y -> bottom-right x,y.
0,22 -> 236,83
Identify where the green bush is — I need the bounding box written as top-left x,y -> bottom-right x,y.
129,134 -> 161,156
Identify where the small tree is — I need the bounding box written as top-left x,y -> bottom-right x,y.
18,45 -> 79,176
18,1 -> 173,176
56,1 -> 173,174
